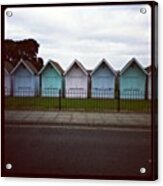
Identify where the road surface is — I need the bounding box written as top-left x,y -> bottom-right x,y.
3,125 -> 152,179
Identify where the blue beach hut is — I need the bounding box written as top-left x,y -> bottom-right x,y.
145,65 -> 152,100
11,59 -> 39,96
5,61 -> 14,96
91,59 -> 116,98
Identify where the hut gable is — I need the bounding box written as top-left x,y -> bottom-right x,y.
39,60 -> 64,76
120,58 -> 147,76
91,58 -> 116,77
11,59 -> 38,75
64,59 -> 88,77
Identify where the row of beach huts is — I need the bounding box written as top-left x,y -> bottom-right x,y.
4,58 -> 151,99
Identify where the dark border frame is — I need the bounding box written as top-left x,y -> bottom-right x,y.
1,1 -> 158,180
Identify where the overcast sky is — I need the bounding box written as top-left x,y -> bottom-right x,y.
5,4 -> 151,70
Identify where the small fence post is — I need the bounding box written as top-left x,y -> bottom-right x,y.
117,89 -> 120,112
59,89 -> 61,111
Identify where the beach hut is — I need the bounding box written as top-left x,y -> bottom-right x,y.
4,61 -> 14,96
148,71 -> 152,100
39,60 -> 63,97
91,59 -> 116,98
145,65 -> 152,100
11,59 -> 39,96
64,59 -> 88,98
120,58 -> 148,99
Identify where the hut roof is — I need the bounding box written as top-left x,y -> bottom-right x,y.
5,61 -> 14,73
63,59 -> 88,76
120,58 -> 148,76
11,59 -> 38,75
38,60 -> 64,76
90,58 -> 116,76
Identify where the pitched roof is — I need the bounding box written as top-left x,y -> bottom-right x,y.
11,59 -> 38,75
38,60 -> 64,75
51,61 -> 64,74
90,58 -> 116,76
120,58 -> 148,76
25,60 -> 38,74
63,59 -> 88,76
87,70 -> 92,75
145,65 -> 152,73
5,61 -> 14,73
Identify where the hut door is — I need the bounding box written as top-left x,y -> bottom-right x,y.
98,76 -> 108,89
70,76 -> 83,89
16,76 -> 31,96
45,76 -> 58,96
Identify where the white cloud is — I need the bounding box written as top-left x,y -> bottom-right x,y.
5,4 -> 151,70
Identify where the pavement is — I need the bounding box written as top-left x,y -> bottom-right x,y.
5,110 -> 151,129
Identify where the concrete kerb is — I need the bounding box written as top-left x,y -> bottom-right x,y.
4,110 -> 151,129
5,121 -> 151,130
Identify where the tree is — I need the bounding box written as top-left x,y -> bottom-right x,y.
4,38 -> 43,70
37,57 -> 44,70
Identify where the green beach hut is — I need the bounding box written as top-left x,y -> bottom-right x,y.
39,60 -> 64,97
120,58 -> 147,99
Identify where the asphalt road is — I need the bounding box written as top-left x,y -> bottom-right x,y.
3,125 -> 152,179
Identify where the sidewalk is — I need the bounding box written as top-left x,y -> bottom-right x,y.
5,110 -> 151,129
